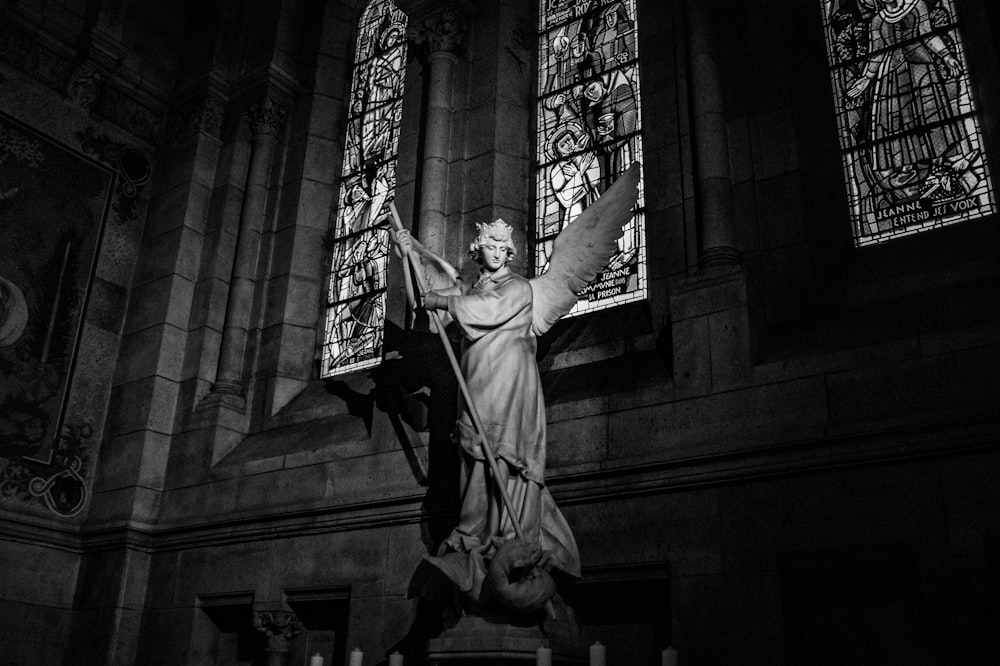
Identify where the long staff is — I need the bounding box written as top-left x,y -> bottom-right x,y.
388,202 -> 526,541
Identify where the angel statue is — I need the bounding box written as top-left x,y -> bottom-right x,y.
392,162 -> 640,614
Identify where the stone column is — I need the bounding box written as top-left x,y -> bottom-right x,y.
211,96 -> 287,396
670,0 -> 759,397
410,8 -> 466,257
685,0 -> 740,269
254,610 -> 303,666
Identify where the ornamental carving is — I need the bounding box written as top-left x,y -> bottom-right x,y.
65,63 -> 106,112
75,127 -> 151,226
242,97 -> 288,137
253,610 -> 302,650
0,21 -> 68,90
409,8 -> 466,54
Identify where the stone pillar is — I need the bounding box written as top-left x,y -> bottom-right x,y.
211,96 -> 287,396
254,610 -> 303,666
685,0 -> 740,269
410,8 -> 466,257
670,0 -> 760,397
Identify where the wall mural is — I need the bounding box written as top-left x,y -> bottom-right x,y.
822,0 -> 995,245
322,0 -> 408,378
0,111 -> 148,517
536,0 -> 646,315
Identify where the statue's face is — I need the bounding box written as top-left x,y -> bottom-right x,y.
478,240 -> 508,271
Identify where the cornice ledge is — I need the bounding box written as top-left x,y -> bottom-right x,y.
0,513 -> 81,552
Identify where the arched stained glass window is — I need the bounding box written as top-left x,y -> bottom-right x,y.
322,0 -> 407,377
821,0 -> 995,246
535,0 -> 647,315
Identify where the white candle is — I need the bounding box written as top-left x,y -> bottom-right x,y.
389,651 -> 404,666
309,654 -> 324,666
536,645 -> 552,666
348,647 -> 364,666
589,641 -> 606,666
662,646 -> 679,666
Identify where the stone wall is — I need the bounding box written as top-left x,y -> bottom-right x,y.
0,4 -> 162,655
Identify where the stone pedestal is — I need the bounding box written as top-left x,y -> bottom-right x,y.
427,615 -> 587,665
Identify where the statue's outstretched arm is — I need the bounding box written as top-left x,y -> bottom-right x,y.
391,228 -> 461,296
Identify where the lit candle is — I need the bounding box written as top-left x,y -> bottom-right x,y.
309,654 -> 324,666
662,646 -> 679,666
348,648 -> 364,666
389,652 -> 404,666
590,641 -> 606,666
536,645 -> 552,666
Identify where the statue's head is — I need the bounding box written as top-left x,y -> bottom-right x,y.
468,218 -> 516,268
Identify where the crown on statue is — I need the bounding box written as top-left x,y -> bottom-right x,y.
475,218 -> 513,244
469,218 -> 517,260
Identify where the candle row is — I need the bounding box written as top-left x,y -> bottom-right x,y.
312,649 -> 404,666
312,644 -> 677,665
556,642 -> 679,666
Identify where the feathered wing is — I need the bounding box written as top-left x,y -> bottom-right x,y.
529,162 -> 641,336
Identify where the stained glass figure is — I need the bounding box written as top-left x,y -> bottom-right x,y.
821,0 -> 994,245
536,0 -> 647,315
322,0 -> 407,376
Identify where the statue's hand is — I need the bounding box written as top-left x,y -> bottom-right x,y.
422,291 -> 449,311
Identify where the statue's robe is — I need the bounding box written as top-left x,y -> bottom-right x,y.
428,265 -> 580,599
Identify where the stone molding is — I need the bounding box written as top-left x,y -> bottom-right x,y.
12,408 -> 995,559
166,93 -> 226,143
242,97 -> 288,137
0,20 -> 73,94
0,21 -> 163,143
93,84 -> 163,144
409,7 -> 467,54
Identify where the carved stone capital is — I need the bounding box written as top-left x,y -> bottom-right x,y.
409,7 -> 467,54
242,97 -> 288,137
65,63 -> 106,112
253,610 -> 302,651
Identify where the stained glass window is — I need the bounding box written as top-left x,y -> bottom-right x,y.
322,0 -> 407,377
535,0 -> 647,315
821,0 -> 995,246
